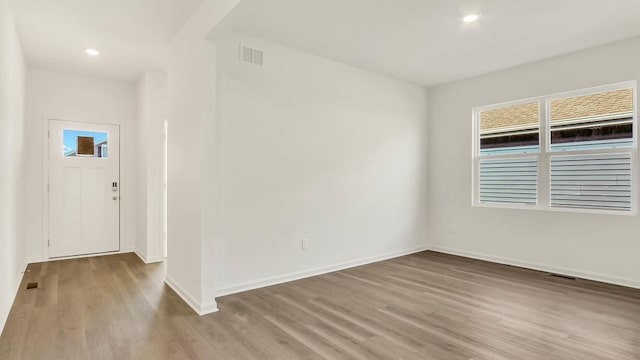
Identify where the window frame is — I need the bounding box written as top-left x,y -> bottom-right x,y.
472,81 -> 638,216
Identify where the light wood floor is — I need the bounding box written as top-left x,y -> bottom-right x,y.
1,251 -> 639,359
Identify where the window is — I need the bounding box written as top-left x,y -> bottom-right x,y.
473,82 -> 636,214
63,129 -> 109,158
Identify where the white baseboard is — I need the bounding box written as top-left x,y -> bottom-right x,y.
214,245 -> 430,298
134,250 -> 164,264
165,275 -> 218,316
28,249 -> 136,264
1,260 -> 29,336
429,246 -> 640,290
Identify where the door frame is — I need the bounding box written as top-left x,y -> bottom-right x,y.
42,116 -> 122,260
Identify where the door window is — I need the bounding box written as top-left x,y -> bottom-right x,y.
63,129 -> 108,158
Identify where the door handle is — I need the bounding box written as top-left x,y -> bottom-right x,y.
112,196 -> 118,200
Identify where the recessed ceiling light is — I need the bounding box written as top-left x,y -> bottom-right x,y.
85,48 -> 100,57
462,14 -> 480,23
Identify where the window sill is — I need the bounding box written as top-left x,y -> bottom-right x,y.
472,202 -> 637,216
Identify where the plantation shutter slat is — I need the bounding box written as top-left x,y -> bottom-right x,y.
480,157 -> 537,205
550,153 -> 632,211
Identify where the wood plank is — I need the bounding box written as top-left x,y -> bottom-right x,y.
1,251 -> 639,359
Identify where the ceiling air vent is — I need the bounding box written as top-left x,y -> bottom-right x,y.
240,45 -> 264,66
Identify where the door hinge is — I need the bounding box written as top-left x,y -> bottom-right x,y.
47,184 -> 49,193
48,239 -> 50,247
48,130 -> 50,138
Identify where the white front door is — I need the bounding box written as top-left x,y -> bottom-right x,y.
48,119 -> 120,258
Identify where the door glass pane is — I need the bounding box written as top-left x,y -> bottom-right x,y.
63,129 -> 108,158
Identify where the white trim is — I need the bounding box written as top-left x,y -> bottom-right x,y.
214,245 -> 430,298
475,95 -> 542,112
42,116 -> 49,260
164,275 -> 218,316
474,81 -> 636,113
539,98 -> 549,207
0,261 -> 28,336
550,114 -> 633,128
482,125 -> 540,134
198,300 -> 219,315
430,246 -> 640,290
27,249 -> 134,264
134,250 -> 164,264
472,202 -> 637,216
545,81 -> 636,102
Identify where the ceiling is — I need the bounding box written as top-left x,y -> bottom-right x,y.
10,0 -> 205,82
219,0 -> 640,86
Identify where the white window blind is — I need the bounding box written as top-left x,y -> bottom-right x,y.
550,153 -> 632,211
479,157 -> 537,205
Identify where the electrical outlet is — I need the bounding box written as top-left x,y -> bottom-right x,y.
302,239 -> 309,250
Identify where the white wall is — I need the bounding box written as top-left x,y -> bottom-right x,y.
165,0 -> 428,312
212,33 -> 429,295
166,0 -> 240,314
0,0 -> 26,333
136,71 -> 167,263
24,68 -> 138,261
428,36 -> 640,288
